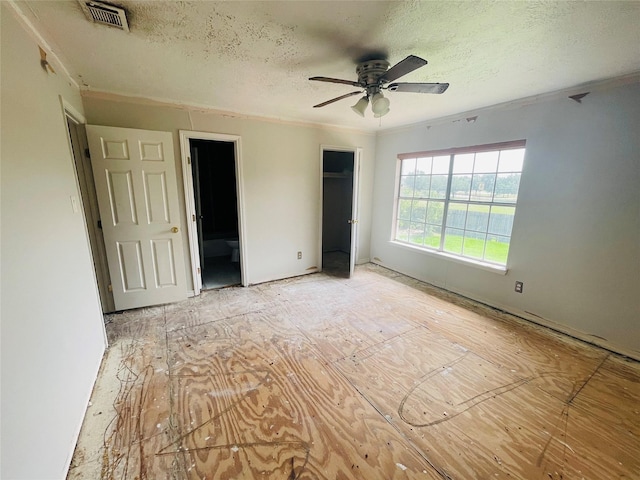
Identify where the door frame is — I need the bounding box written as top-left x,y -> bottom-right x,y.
318,145 -> 362,275
60,96 -> 115,314
179,130 -> 248,295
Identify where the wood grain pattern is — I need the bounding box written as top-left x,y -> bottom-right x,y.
69,262 -> 640,480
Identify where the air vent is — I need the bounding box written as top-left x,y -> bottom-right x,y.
85,1 -> 129,31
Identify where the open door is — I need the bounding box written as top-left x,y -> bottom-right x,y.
349,149 -> 361,276
321,147 -> 360,278
191,146 -> 205,272
86,125 -> 188,311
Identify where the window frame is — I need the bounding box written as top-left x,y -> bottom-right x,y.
393,140 -> 526,270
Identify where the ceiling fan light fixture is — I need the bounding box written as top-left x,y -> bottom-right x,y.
351,96 -> 369,117
371,92 -> 390,117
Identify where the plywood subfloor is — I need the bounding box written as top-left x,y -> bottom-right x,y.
68,263 -> 640,479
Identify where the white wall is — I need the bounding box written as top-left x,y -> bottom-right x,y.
81,95 -> 376,287
1,6 -> 107,479
371,81 -> 640,358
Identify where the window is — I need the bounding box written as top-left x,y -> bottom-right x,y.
394,141 -> 525,266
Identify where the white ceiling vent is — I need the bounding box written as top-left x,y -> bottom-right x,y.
84,1 -> 129,31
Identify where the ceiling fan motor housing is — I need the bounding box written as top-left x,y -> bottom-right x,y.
356,59 -> 390,92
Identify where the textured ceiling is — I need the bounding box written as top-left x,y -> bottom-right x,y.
17,0 -> 640,131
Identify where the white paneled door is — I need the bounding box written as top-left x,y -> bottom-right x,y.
86,125 -> 187,311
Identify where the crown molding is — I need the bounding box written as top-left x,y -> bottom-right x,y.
378,72 -> 640,136
80,89 -> 375,136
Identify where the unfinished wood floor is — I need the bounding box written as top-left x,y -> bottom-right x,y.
68,263 -> 640,480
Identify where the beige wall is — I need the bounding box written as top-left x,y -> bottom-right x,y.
82,95 -> 376,287
1,6 -> 106,479
371,81 -> 640,358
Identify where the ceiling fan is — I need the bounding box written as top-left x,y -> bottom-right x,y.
309,55 -> 449,118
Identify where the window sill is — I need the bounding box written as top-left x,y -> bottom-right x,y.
389,241 -> 508,275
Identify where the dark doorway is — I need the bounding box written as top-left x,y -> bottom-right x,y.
190,139 -> 241,289
322,150 -> 355,278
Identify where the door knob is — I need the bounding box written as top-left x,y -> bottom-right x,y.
348,219 -> 358,224
171,227 -> 179,233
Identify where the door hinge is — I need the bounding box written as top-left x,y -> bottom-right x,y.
197,267 -> 201,274
108,284 -> 113,292
187,156 -> 191,165
97,220 -> 102,229
192,214 -> 196,221
85,148 -> 91,159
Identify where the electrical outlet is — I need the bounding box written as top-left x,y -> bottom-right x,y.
515,281 -> 524,293
297,251 -> 302,260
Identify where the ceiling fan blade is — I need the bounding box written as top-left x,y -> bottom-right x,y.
379,55 -> 428,83
387,82 -> 449,94
309,76 -> 361,87
313,91 -> 362,108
